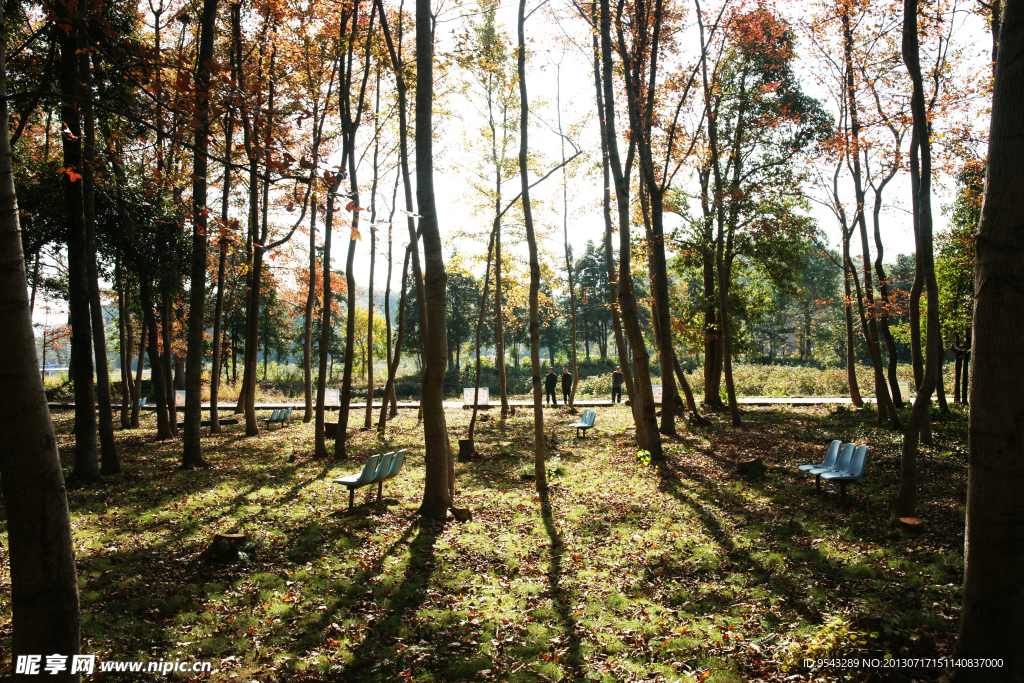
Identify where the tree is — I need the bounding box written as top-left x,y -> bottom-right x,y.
0,7 -> 81,669
893,0 -> 943,519
938,161 -> 981,404
518,0 -> 548,491
954,0 -> 1024,673
417,0 -> 454,517
182,0 -> 219,470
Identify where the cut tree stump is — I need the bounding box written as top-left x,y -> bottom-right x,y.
458,439 -> 476,462
198,533 -> 248,563
736,457 -> 766,479
450,507 -> 473,522
899,517 -> 924,534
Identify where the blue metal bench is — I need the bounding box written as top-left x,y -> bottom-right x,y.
333,453 -> 385,510
821,445 -> 869,503
805,442 -> 855,492
260,408 -> 292,430
379,449 -> 407,499
799,440 -> 841,473
569,409 -> 596,437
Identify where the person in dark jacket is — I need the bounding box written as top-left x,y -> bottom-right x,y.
544,367 -> 558,405
612,366 -> 624,403
561,367 -> 573,405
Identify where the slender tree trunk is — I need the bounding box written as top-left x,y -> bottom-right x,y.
182,0 -> 218,468
304,192 -> 318,423
58,21 -> 99,483
211,105 -> 236,434
467,227 -> 497,446
315,189 -> 336,459
76,17 -> 118,474
842,235 -> 864,405
894,0 -> 942,519
954,0 -> 1024,671
417,0 -> 453,516
378,248 -> 410,434
161,292 -> 177,436
364,76 -> 381,430
600,0 -> 658,454
0,14 -> 82,662
141,278 -> 171,439
495,229 -> 509,416
131,316 -> 145,428
117,266 -> 132,428
518,0 -> 549,490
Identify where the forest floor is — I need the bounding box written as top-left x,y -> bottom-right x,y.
0,401 -> 969,682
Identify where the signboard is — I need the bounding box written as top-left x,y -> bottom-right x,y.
463,387 -> 489,406
651,385 -> 663,403
897,381 -> 913,399
175,390 -> 186,407
323,389 -> 340,407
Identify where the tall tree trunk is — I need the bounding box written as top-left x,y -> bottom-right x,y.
161,292 -> 177,436
955,0 -> 1023,671
315,189 -> 336,459
303,191 -> 318,423
131,315 -> 146,428
0,14 -> 82,662
894,0 -> 941,519
842,7 -> 898,429
518,0 -> 549,490
554,60 -> 579,408
495,229 -> 509,415
182,0 -> 218,468
842,234 -> 864,405
417,0 -> 453,516
467,227 -> 497,446
141,278 -> 172,439
600,0 -> 659,454
378,248 -> 410,434
117,265 -> 132,428
364,75 -> 381,429
76,14 -> 118,474
211,93 -> 236,434
58,20 -> 99,483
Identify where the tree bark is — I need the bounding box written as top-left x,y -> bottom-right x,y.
182,0 -> 219,469
517,0 -> 549,490
954,0 -> 1024,673
0,11 -> 82,664
141,277 -> 172,439
417,0 -> 453,517
894,0 -> 942,519
315,188 -> 336,459
57,19 -> 99,483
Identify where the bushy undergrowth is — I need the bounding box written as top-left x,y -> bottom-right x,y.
576,363 -> 958,399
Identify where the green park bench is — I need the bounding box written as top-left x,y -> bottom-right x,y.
821,445 -> 869,504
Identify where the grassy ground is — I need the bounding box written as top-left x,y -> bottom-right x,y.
0,402 -> 968,682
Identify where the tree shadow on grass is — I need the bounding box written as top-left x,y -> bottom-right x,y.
328,518 -> 443,681
538,487 -> 585,677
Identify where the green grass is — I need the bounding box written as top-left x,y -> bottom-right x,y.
0,401 -> 968,681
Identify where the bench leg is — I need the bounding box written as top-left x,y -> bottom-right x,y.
815,475 -> 821,493
378,481 -> 383,501
840,482 -> 847,505
348,488 -> 354,510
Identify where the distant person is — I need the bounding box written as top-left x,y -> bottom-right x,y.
544,368 -> 558,406
561,366 -> 573,404
612,366 -> 624,403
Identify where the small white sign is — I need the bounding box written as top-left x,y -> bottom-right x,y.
464,387 -> 489,406
175,390 -> 186,407
323,389 -> 340,407
651,385 -> 663,402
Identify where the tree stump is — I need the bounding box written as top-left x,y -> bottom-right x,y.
198,533 -> 248,563
458,439 -> 476,462
451,507 -> 473,522
736,457 -> 765,479
899,517 -> 924,534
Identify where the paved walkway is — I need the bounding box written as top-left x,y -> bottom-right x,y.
50,396 -> 875,411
